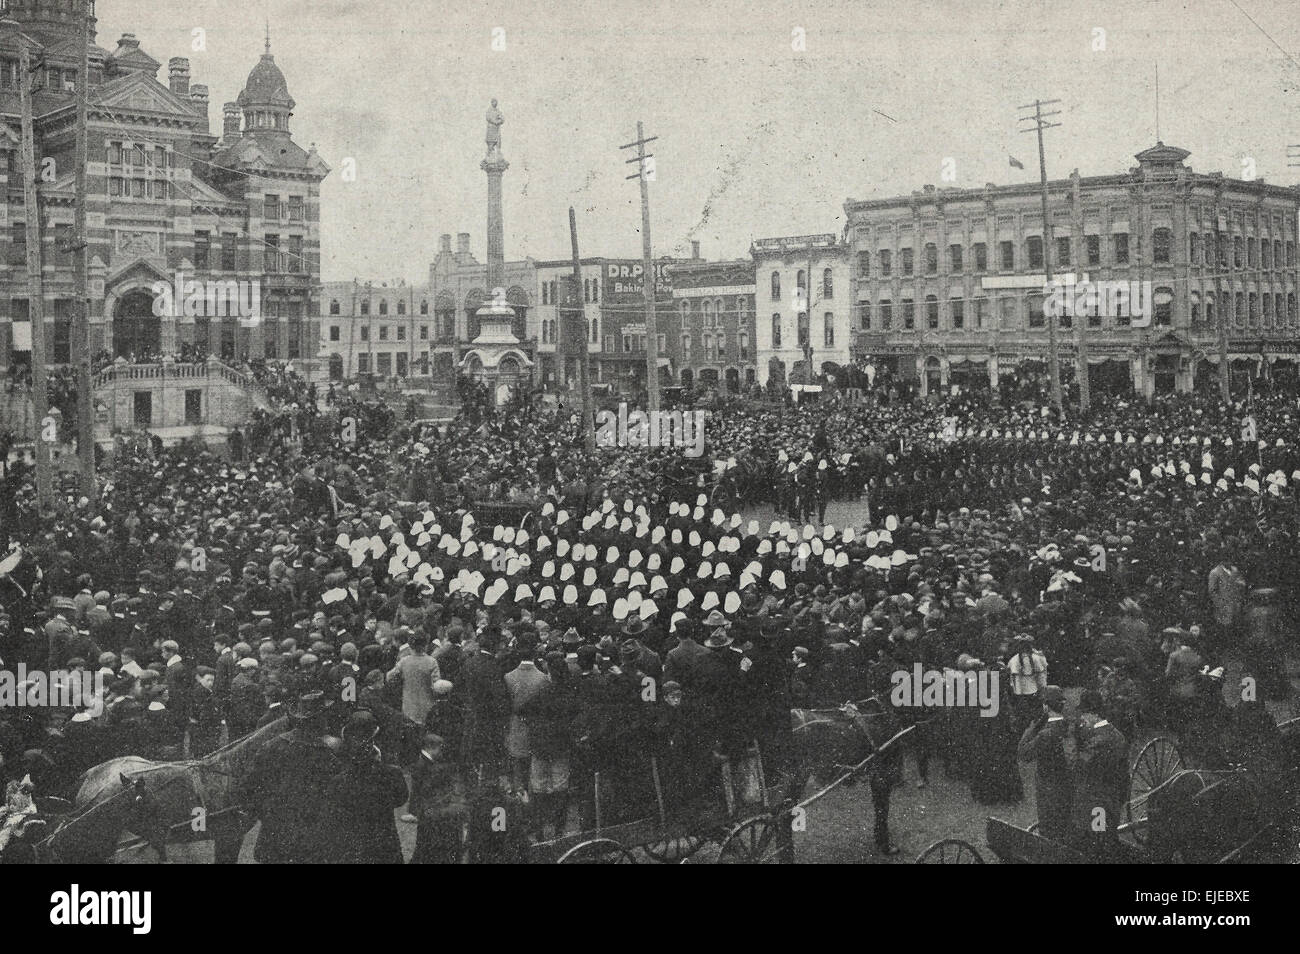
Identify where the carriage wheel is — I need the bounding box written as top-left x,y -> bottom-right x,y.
1124,736 -> 1183,844
717,815 -> 791,864
643,834 -> 706,864
556,839 -> 637,865
914,839 -> 985,864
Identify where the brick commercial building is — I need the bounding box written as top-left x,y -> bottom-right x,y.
0,0 -> 328,379
667,255 -> 756,392
844,143 -> 1299,398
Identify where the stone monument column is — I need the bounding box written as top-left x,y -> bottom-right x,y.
482,99 -> 509,297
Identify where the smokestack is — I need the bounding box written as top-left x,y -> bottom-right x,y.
168,57 -> 190,98
190,84 -> 209,133
222,102 -> 240,139
440,234 -> 452,253
691,240 -> 701,259
457,233 -> 470,256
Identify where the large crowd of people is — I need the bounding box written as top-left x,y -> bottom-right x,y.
0,365 -> 1296,862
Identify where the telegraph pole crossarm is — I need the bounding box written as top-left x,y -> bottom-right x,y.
619,122 -> 662,414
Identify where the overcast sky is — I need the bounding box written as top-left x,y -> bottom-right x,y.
101,0 -> 1300,282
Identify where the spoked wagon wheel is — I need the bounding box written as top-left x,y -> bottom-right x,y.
644,834 -> 706,864
556,838 -> 637,864
914,839 -> 985,864
717,815 -> 792,864
1124,736 -> 1183,845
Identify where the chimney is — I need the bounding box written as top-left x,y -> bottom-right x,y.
440,234 -> 452,253
457,233 -> 470,256
190,84 -> 209,133
168,57 -> 190,98
222,102 -> 240,139
691,240 -> 701,259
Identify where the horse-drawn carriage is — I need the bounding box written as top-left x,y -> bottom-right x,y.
534,698 -> 913,864
916,716 -> 1300,864
528,739 -> 800,864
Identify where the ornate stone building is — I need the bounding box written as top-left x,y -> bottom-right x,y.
0,1 -> 328,384
845,143 -> 1299,397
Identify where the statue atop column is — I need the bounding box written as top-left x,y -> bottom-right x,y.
486,98 -> 504,154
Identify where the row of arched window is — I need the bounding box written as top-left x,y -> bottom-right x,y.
769,269 -> 834,301
677,296 -> 754,328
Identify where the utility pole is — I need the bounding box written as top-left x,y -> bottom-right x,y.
1019,99 -> 1064,412
1071,170 -> 1090,412
1213,187 -> 1230,402
567,207 -> 595,452
19,39 -> 52,505
73,0 -> 95,501
621,122 -> 661,413
804,249 -> 815,385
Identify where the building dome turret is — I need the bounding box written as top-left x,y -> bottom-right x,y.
236,32 -> 295,135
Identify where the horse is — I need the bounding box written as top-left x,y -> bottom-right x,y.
7,779 -> 169,864
74,716 -> 291,864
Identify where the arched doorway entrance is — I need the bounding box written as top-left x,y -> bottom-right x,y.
724,367 -> 740,392
113,289 -> 161,360
680,368 -> 693,389
328,353 -> 344,380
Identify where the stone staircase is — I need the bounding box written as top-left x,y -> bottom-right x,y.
0,358 -> 277,447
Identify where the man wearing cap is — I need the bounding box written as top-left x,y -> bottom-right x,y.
44,598 -> 75,671
228,658 -> 265,737
1016,685 -> 1072,842
188,666 -> 223,757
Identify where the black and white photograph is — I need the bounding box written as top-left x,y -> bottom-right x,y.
0,0 -> 1295,916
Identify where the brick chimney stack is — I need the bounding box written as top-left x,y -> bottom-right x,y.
168,57 -> 190,98
457,233 -> 470,256
440,234 -> 452,253
190,85 -> 209,133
